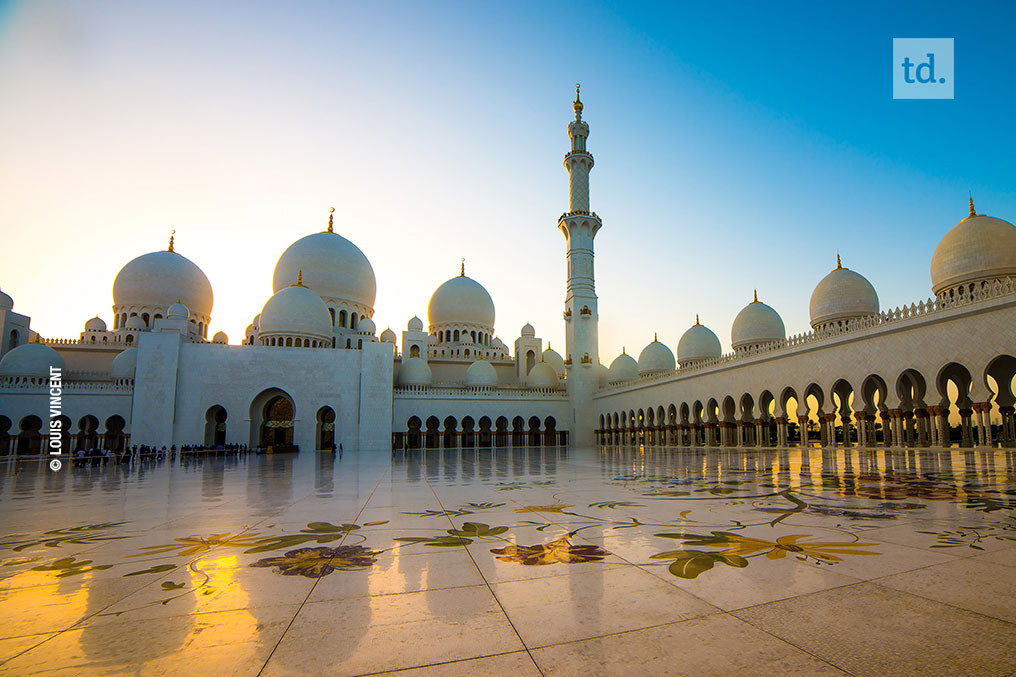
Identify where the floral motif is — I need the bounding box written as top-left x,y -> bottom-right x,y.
490,537 -> 608,565
656,531 -> 880,564
249,545 -> 377,578
513,504 -> 574,514
130,532 -> 263,558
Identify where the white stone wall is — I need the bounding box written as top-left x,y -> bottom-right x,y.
594,293 -> 1016,424
130,335 -> 392,451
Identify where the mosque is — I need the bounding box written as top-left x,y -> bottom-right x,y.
1,89 -> 1015,455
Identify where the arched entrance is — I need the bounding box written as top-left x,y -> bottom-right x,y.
317,406 -> 336,451
249,388 -> 297,450
204,405 -> 227,447
17,416 -> 43,455
104,415 -> 127,452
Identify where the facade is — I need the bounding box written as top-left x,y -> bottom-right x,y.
1,91 -> 1016,455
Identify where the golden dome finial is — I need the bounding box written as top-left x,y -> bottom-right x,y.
327,207 -> 334,233
296,269 -> 304,287
653,332 -> 658,342
695,314 -> 701,326
573,83 -> 583,120
168,229 -> 175,253
969,194 -> 977,218
460,257 -> 465,277
753,289 -> 758,303
836,252 -> 842,269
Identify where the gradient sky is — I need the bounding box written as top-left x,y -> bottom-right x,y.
1,0 -> 1013,362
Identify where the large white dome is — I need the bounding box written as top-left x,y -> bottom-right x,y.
397,357 -> 432,386
110,348 -> 138,379
809,259 -> 879,328
542,345 -> 565,376
527,361 -> 559,388
112,249 -> 213,318
427,273 -> 495,329
930,207 -> 1016,296
637,338 -> 675,375
731,294 -> 785,350
0,344 -> 65,377
259,284 -> 332,340
84,316 -> 107,332
608,351 -> 638,382
677,319 -> 722,365
465,359 -> 497,386
272,230 -> 376,309
0,288 -> 12,311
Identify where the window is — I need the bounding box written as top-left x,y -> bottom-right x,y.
410,345 -> 420,358
339,310 -> 347,327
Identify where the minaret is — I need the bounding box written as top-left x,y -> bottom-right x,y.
559,84 -> 601,446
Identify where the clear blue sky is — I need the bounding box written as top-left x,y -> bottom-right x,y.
0,0 -> 1013,360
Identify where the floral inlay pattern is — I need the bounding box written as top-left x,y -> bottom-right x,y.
490,537 -> 609,565
250,545 -> 378,578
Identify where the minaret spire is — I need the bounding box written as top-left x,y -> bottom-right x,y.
836,252 -> 842,269
460,258 -> 465,276
327,207 -> 334,233
559,85 -> 601,446
969,194 -> 977,218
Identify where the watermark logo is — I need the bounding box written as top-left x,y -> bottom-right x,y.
48,366 -> 62,471
893,38 -> 954,99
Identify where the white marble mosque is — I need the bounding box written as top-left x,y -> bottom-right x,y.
1,88 -> 1015,455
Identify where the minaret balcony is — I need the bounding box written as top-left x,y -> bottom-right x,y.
558,210 -> 600,221
564,150 -> 593,159
563,308 -> 572,321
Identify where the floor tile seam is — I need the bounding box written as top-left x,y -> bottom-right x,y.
519,611 -> 732,652
720,610 -> 861,676
0,633 -> 58,669
865,579 -> 1016,628
349,649 -> 531,676
425,476 -> 545,677
728,579 -> 873,616
256,469 -> 387,677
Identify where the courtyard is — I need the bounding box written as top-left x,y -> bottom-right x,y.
0,445 -> 1014,676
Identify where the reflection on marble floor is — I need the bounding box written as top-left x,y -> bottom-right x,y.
1,445 -> 1015,675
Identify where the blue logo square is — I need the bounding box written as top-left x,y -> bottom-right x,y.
893,38 -> 954,99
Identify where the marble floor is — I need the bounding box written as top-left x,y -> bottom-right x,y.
0,445 -> 1015,676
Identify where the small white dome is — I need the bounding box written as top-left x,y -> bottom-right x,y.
358,317 -> 376,335
397,357 -> 432,386
427,273 -> 495,329
637,338 -> 675,375
731,294 -> 785,350
84,316 -> 107,332
597,363 -> 610,386
0,343 -> 65,377
408,316 -> 424,331
167,303 -> 189,320
677,321 -> 722,365
252,313 -> 261,330
527,361 -> 559,388
272,229 -> 376,308
245,324 -> 256,339
259,285 -> 332,340
492,337 -> 506,350
110,348 -> 138,379
608,351 -> 638,382
465,359 -> 497,386
113,249 -> 213,318
212,331 -> 228,344
380,328 -> 397,344
124,316 -> 146,330
931,208 -> 1016,295
521,322 -> 535,337
0,288 -> 12,311
809,260 -> 879,328
541,345 -> 565,376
